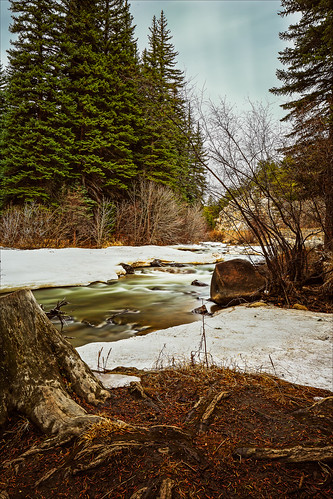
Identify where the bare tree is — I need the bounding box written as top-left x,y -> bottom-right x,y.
201,99 -> 325,301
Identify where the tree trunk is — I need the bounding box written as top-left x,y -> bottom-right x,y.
324,140 -> 333,251
0,289 -> 109,437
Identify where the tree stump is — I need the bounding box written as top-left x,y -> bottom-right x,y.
0,289 -> 109,437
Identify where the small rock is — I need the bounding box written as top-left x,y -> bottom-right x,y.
192,304 -> 210,315
191,279 -> 209,287
292,303 -> 308,311
150,259 -> 163,267
120,263 -> 135,274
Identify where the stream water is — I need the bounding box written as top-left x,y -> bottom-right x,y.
32,244 -> 263,348
33,264 -> 214,348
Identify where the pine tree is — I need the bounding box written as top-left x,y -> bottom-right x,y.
139,13 -> 183,190
270,0 -> 333,249
139,10 -> 206,202
179,109 -> 207,203
96,0 -> 142,198
62,0 -> 140,201
1,0 -> 76,204
0,64 -> 8,204
0,64 -> 7,155
271,0 -> 332,126
0,64 -> 6,132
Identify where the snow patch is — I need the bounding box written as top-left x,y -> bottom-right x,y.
77,305 -> 333,392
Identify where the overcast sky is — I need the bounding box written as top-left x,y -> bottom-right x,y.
0,0 -> 293,118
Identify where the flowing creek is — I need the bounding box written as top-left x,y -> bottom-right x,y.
33,264 -> 214,348
32,245 -> 263,348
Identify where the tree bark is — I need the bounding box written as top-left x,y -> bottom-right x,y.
0,289 -> 109,437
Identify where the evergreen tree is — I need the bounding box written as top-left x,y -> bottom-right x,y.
140,10 -> 206,202
0,64 -> 7,169
179,110 -> 207,203
96,0 -> 142,198
1,0 -> 76,204
270,0 -> 333,249
271,0 -> 332,126
0,64 -> 6,133
62,0 -> 140,201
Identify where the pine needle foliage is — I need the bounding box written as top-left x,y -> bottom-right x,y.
0,2 -> 206,210
1,0 -> 76,204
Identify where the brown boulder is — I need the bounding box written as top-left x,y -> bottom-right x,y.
210,258 -> 266,305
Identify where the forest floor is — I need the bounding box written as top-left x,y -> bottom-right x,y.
1,365 -> 332,498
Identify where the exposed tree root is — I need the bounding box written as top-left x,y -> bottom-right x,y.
129,478 -> 174,499
129,381 -> 161,412
33,418 -> 202,486
185,389 -> 230,431
157,478 -> 175,499
292,396 -> 333,433
129,487 -> 148,499
234,445 -> 333,462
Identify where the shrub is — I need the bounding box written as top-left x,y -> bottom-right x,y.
0,188 -> 96,248
115,179 -> 208,245
0,203 -> 57,248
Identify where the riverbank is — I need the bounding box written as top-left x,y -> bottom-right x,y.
78,303 -> 333,392
1,244 -> 332,391
0,244 -> 228,291
1,245 -> 332,498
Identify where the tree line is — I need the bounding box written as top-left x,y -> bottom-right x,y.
0,0 -> 206,209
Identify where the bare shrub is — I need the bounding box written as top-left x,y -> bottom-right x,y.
0,184 -> 207,248
207,229 -> 225,242
90,198 -> 115,248
0,203 -> 58,248
116,179 -> 183,245
181,203 -> 208,243
115,179 -> 207,245
0,188 -> 95,248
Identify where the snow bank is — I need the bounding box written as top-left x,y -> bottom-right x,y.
77,305 -> 333,392
0,245 -> 223,291
1,245 -> 332,391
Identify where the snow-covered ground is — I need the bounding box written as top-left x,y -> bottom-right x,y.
78,304 -> 333,392
0,245 -> 225,291
1,245 -> 332,391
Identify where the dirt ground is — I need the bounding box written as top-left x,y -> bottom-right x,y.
0,365 -> 332,499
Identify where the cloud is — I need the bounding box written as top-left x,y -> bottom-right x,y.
0,0 -> 291,116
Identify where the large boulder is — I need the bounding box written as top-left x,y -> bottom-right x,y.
210,258 -> 266,306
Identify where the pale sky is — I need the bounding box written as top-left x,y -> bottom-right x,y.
0,0 -> 292,118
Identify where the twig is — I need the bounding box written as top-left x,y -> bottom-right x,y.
269,354 -> 277,377
201,313 -> 209,368
213,438 -> 228,455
